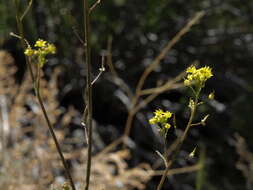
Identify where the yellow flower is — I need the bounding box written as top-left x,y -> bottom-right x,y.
23,39 -> 56,68
149,109 -> 172,125
45,44 -> 56,54
149,118 -> 156,125
164,123 -> 171,129
186,65 -> 197,73
149,109 -> 173,137
184,79 -> 191,86
24,48 -> 34,56
35,39 -> 47,48
184,65 -> 213,87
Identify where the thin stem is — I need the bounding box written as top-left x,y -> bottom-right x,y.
156,89 -> 200,190
14,1 -> 76,189
72,26 -> 86,46
89,0 -> 103,13
14,0 -> 34,81
83,0 -> 93,189
182,89 -> 200,141
91,55 -> 105,85
190,122 -> 203,127
21,0 -> 33,20
35,80 -> 76,190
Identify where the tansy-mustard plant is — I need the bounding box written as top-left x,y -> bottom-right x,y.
149,109 -> 173,137
20,37 -> 75,189
151,65 -> 214,190
24,39 -> 56,67
184,65 -> 213,88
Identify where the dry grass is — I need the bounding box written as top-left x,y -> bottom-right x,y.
235,134 -> 253,189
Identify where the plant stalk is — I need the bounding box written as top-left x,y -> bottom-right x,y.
156,90 -> 200,190
83,0 -> 93,189
14,1 -> 76,189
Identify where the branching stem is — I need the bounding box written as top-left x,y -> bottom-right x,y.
156,90 -> 200,190
14,1 -> 76,189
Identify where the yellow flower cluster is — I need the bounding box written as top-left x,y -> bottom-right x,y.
184,65 -> 213,86
24,39 -> 56,67
35,39 -> 47,48
149,109 -> 172,129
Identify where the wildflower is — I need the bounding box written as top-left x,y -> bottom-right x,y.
35,39 -> 47,48
184,65 -> 213,87
149,109 -> 172,125
184,79 -> 191,86
149,109 -> 173,137
24,39 -> 56,67
24,48 -> 34,56
45,44 -> 56,54
186,65 -> 197,73
164,123 -> 171,129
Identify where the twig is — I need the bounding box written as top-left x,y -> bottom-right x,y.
152,137 -> 181,169
135,11 -> 205,95
72,26 -> 86,46
105,36 -> 133,99
139,71 -> 186,96
10,32 -> 30,47
91,55 -> 105,85
82,55 -> 105,144
155,150 -> 168,167
106,36 -> 118,77
94,136 -> 124,159
21,0 -> 33,21
89,0 -> 103,13
151,164 -> 201,176
123,72 -> 185,137
106,37 -> 131,98
190,122 -> 203,127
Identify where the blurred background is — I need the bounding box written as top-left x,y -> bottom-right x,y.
0,0 -> 253,189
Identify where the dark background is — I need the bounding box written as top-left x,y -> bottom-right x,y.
1,0 -> 253,189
